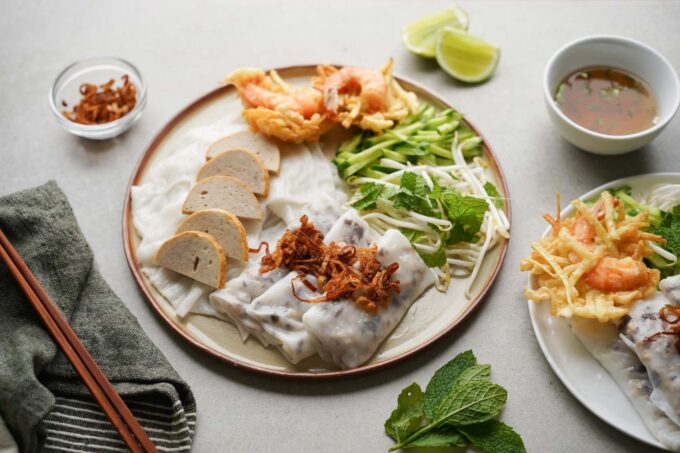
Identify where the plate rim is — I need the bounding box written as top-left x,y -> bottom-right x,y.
527,172 -> 680,450
122,64 -> 512,379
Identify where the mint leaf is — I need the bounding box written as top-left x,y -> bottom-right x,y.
454,364 -> 491,386
484,182 -> 504,209
398,228 -> 422,242
458,420 -> 526,453
352,183 -> 384,211
428,178 -> 444,201
423,350 -> 476,419
416,244 -> 447,268
380,185 -> 399,201
400,425 -> 468,449
443,192 -> 488,244
432,381 -> 507,426
385,383 -> 425,443
392,172 -> 435,216
393,191 -> 435,217
384,349 -> 525,453
400,172 -> 429,197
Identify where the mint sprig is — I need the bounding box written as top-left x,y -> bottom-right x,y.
423,350 -> 476,418
384,383 -> 425,443
385,351 -> 525,452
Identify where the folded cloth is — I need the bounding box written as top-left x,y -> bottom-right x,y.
0,416 -> 18,453
0,181 -> 196,453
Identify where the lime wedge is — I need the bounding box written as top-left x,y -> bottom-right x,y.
402,6 -> 469,58
435,27 -> 500,83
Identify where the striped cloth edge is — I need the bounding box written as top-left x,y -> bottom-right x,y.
41,397 -> 196,453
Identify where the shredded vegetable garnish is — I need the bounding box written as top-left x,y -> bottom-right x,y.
259,215 -> 400,313
611,184 -> 680,278
643,305 -> 680,353
643,184 -> 680,212
521,192 -> 663,322
63,75 -> 137,125
334,104 -> 509,293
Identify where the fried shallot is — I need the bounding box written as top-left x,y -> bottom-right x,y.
643,305 -> 680,353
63,75 -> 137,125
258,215 -> 400,313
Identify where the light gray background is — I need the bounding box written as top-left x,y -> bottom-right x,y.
2,1 -> 679,451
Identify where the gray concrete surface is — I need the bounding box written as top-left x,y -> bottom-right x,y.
1,1 -> 678,451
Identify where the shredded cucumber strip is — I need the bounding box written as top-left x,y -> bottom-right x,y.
335,104 -> 510,293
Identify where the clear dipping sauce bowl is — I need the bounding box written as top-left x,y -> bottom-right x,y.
544,35 -> 679,155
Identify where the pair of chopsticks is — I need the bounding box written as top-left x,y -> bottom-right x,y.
0,229 -> 157,453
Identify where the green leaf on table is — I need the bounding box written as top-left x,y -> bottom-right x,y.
454,364 -> 492,386
458,420 -> 526,453
399,425 -> 469,449
385,383 -> 425,443
483,182 -> 504,209
423,350 -> 477,419
432,381 -> 507,426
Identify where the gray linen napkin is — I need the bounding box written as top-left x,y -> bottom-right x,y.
0,181 -> 196,453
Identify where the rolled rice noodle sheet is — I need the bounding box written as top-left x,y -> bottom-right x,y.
660,275 -> 680,302
142,265 -> 219,318
246,272 -> 319,362
246,209 -> 379,362
209,199 -> 344,343
621,290 -> 680,427
303,228 -> 434,369
264,142 -> 346,226
572,299 -> 680,451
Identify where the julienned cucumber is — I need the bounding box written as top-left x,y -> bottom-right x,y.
333,104 -> 482,179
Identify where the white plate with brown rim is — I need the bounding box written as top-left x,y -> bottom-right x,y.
123,65 -> 511,379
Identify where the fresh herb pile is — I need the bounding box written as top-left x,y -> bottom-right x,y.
611,188 -> 680,278
351,171 -> 493,268
384,351 -> 525,452
334,104 -> 509,291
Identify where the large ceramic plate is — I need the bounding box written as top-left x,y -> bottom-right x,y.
528,172 -> 680,450
123,65 -> 511,379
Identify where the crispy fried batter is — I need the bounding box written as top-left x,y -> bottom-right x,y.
228,68 -> 329,143
521,191 -> 664,322
227,61 -> 420,142
312,59 -> 419,133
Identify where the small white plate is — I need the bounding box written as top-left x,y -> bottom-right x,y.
527,172 -> 680,450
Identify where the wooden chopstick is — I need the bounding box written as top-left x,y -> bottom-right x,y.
0,229 -> 157,453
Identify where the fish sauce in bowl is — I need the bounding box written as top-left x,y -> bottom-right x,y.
555,67 -> 658,136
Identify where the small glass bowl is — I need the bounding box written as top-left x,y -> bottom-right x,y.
49,57 -> 147,140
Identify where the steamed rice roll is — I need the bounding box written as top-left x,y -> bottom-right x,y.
246,209 -> 379,362
209,200 -> 343,343
572,274 -> 680,451
303,229 -> 434,369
